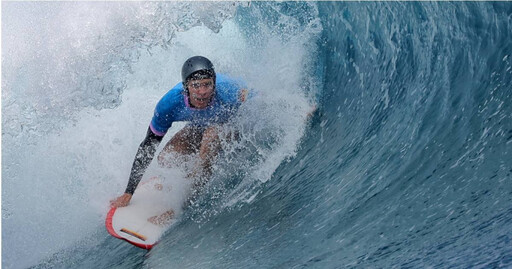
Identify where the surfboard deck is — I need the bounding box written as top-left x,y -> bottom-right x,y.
106,176 -> 175,250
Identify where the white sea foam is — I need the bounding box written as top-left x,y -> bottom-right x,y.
2,2 -> 320,268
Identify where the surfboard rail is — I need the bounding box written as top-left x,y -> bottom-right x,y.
105,207 -> 155,250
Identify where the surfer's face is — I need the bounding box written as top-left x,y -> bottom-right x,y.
187,78 -> 214,109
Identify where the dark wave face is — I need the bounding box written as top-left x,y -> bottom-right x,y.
149,2 -> 512,268
3,2 -> 511,269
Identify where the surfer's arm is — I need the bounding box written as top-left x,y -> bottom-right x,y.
124,127 -> 164,195
111,127 -> 164,208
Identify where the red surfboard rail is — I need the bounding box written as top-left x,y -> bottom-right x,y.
105,207 -> 156,250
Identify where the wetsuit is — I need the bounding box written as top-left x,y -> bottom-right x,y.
124,74 -> 247,195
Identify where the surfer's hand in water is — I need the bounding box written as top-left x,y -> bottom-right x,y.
110,193 -> 132,208
307,105 -> 317,119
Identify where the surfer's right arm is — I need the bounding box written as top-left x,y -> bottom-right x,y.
110,127 -> 164,208
124,127 -> 164,194
110,87 -> 179,208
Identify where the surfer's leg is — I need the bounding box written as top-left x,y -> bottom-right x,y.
200,125 -> 222,170
188,125 -> 222,184
157,125 -> 205,166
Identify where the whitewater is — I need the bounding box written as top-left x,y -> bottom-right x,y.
2,2 -> 511,268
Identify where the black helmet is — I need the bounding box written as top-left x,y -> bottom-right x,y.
181,56 -> 215,84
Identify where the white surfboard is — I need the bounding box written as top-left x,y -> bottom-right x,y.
106,176 -> 177,250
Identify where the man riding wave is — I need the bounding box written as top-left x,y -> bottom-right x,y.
110,56 -> 249,209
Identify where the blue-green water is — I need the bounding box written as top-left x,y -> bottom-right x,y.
2,2 -> 511,268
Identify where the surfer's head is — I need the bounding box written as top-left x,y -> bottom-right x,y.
182,56 -> 216,109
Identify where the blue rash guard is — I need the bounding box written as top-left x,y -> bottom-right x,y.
150,73 -> 247,136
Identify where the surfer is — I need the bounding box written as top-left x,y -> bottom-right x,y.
110,56 -> 250,210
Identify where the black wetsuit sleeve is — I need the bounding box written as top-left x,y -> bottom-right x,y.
124,127 -> 164,195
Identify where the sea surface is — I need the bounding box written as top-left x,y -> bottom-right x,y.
2,2 -> 511,268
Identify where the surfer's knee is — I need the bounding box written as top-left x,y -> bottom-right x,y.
201,126 -> 221,150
